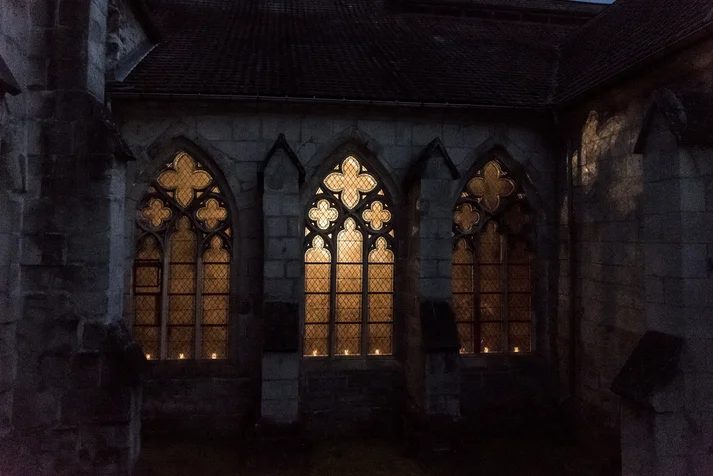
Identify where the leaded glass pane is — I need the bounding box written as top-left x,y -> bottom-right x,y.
305,295 -> 330,323
133,151 -> 232,361
508,322 -> 531,353
304,324 -> 328,357
306,264 -> 331,293
202,326 -> 228,360
453,294 -> 474,321
135,327 -> 160,360
480,322 -> 503,353
368,323 -> 392,355
480,294 -> 502,322
453,158 -> 532,355
336,294 -> 361,323
457,323 -> 474,354
167,326 -> 194,360
304,155 -> 393,357
336,323 -> 361,356
478,223 -> 501,264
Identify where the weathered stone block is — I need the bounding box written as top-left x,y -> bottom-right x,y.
357,120 -> 395,146
266,238 -> 300,260
263,301 -> 299,352
232,115 -> 261,141
266,217 -> 287,237
263,278 -> 296,300
262,379 -> 298,400
261,398 -> 298,424
262,353 -> 299,380
264,260 -> 285,279
196,115 -> 232,141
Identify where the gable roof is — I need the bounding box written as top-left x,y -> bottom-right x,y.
108,0 -> 583,107
110,0 -> 713,110
556,0 -> 713,104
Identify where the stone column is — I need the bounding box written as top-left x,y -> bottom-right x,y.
0,1 -> 145,474
407,139 -> 461,419
259,134 -> 305,425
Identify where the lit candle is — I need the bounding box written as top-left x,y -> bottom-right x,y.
484,347 -> 490,353
514,347 -> 520,353
211,353 -> 217,360
179,353 -> 185,360
312,349 -> 318,356
344,349 -> 349,355
375,349 -> 380,355
145,353 -> 151,360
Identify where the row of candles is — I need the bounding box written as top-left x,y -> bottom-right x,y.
306,347 -> 523,356
459,346 -> 520,354
147,348 -> 522,359
309,348 -> 382,356
145,352 -> 219,360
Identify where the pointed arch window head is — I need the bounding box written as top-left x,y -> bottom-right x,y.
134,151 -> 232,361
304,155 -> 394,358
452,158 -> 532,356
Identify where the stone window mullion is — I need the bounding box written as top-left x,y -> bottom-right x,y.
160,237 -> 170,360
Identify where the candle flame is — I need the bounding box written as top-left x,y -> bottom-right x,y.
211,353 -> 217,359
484,347 -> 490,353
179,353 -> 185,360
375,349 -> 380,355
145,354 -> 151,360
344,349 -> 349,355
312,349 -> 318,356
514,347 -> 520,353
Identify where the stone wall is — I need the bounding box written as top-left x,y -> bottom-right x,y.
300,362 -> 403,436
557,36 -> 713,470
460,355 -> 557,427
0,0 -> 143,474
114,100 -> 560,432
562,98 -> 647,449
0,0 -> 28,448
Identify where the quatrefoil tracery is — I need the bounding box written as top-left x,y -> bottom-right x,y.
362,201 -> 391,230
157,152 -> 212,208
467,160 -> 516,213
323,156 -> 377,209
308,199 -> 339,230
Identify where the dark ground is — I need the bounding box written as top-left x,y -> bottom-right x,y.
134,428 -> 610,476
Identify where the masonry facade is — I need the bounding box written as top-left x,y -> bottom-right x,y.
2,0 -> 713,475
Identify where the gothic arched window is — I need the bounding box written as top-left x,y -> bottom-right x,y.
304,156 -> 395,358
134,151 -> 232,361
452,159 -> 532,355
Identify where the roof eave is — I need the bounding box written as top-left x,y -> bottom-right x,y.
555,22 -> 713,109
107,91 -> 549,112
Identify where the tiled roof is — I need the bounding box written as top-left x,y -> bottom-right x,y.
111,0 -> 713,109
555,0 -> 713,103
109,0 -> 582,107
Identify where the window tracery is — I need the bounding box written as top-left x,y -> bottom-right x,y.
304,156 -> 394,357
452,158 -> 532,355
134,151 -> 232,361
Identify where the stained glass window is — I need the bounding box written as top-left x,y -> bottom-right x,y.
452,159 -> 532,355
134,151 -> 232,361
304,156 -> 394,357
